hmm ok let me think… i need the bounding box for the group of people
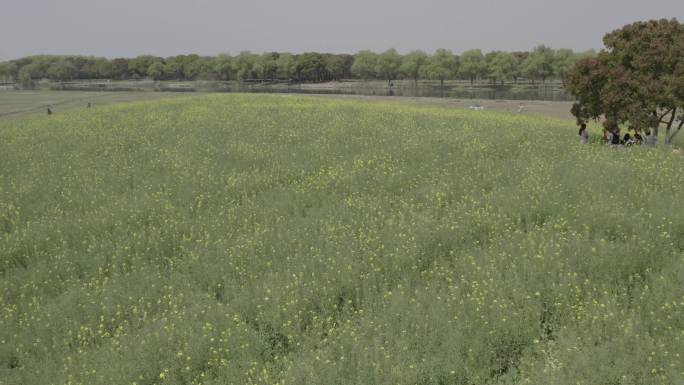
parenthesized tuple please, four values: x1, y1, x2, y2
(577, 123, 656, 146)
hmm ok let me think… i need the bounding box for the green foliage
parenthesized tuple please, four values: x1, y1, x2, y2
(185, 57, 215, 80)
(163, 61, 182, 80)
(1, 94, 683, 385)
(485, 51, 518, 84)
(522, 45, 556, 83)
(111, 58, 130, 80)
(147, 62, 166, 81)
(459, 49, 486, 84)
(234, 51, 257, 80)
(212, 55, 234, 81)
(17, 63, 42, 89)
(92, 58, 114, 79)
(275, 53, 296, 80)
(351, 50, 379, 80)
(567, 19, 684, 143)
(323, 55, 344, 81)
(399, 50, 428, 81)
(376, 48, 402, 83)
(420, 48, 458, 85)
(253, 53, 279, 80)
(4, 46, 591, 84)
(552, 48, 577, 80)
(128, 55, 163, 78)
(0, 61, 18, 81)
(295, 52, 325, 82)
(46, 61, 78, 81)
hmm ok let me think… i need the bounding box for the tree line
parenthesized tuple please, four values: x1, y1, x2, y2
(0, 46, 596, 88)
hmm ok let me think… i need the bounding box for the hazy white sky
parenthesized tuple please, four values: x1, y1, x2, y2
(2, 0, 683, 60)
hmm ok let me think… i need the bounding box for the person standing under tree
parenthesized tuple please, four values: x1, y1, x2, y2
(578, 123, 589, 144)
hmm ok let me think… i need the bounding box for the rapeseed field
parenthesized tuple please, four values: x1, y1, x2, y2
(0, 94, 682, 385)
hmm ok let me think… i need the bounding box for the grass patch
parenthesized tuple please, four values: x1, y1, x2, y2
(1, 94, 682, 385)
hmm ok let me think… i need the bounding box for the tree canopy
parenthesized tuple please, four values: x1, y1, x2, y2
(566, 19, 684, 144)
(1, 46, 596, 87)
(458, 49, 486, 84)
(420, 49, 459, 86)
(376, 49, 402, 84)
(351, 50, 378, 80)
(522, 45, 555, 83)
(399, 51, 428, 83)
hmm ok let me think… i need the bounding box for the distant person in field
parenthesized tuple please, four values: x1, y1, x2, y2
(643, 129, 656, 146)
(87, 102, 91, 108)
(611, 131, 621, 145)
(578, 123, 589, 144)
(604, 121, 620, 146)
(602, 128, 610, 144)
(603, 128, 618, 145)
(634, 132, 644, 145)
(47, 107, 52, 115)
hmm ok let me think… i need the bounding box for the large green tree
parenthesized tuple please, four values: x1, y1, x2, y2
(399, 50, 428, 84)
(253, 53, 279, 80)
(0, 62, 18, 82)
(128, 55, 161, 78)
(295, 53, 325, 82)
(375, 48, 402, 85)
(522, 45, 555, 83)
(322, 55, 348, 81)
(234, 51, 257, 81)
(485, 52, 518, 84)
(552, 48, 578, 82)
(275, 53, 296, 80)
(421, 49, 459, 86)
(566, 19, 684, 144)
(459, 49, 485, 85)
(147, 62, 166, 81)
(111, 59, 130, 79)
(212, 55, 234, 81)
(17, 63, 43, 89)
(46, 61, 78, 81)
(92, 58, 113, 79)
(351, 50, 379, 80)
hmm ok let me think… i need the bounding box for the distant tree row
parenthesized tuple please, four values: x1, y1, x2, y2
(0, 46, 596, 88)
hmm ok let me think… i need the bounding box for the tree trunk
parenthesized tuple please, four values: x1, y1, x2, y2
(664, 108, 678, 145)
(667, 117, 684, 144)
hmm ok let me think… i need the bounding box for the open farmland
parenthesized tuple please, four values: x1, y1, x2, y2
(0, 91, 193, 120)
(1, 94, 683, 385)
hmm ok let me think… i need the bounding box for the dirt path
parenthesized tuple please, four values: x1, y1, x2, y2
(309, 94, 575, 121)
(0, 91, 194, 120)
(1, 90, 575, 121)
(0, 93, 115, 118)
